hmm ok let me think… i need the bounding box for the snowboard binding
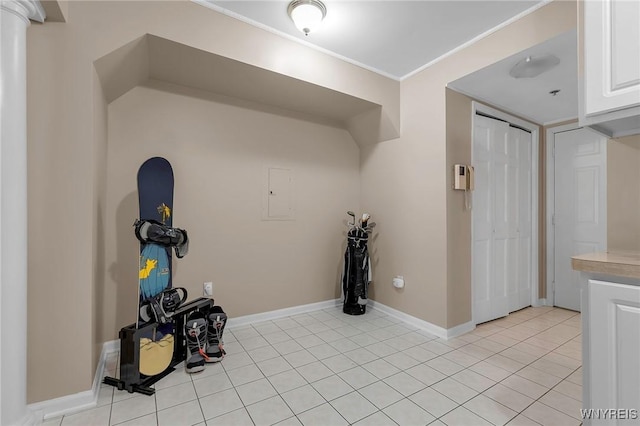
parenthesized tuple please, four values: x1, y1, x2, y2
(134, 219, 189, 258)
(139, 287, 188, 324)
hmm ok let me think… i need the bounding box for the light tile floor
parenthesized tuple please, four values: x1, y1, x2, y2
(44, 305, 583, 426)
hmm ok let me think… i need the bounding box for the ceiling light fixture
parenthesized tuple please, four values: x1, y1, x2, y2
(509, 54, 560, 79)
(287, 0, 326, 36)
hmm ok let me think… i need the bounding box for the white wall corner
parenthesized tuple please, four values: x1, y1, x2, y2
(228, 299, 341, 329)
(27, 300, 344, 420)
(26, 0, 45, 22)
(16, 409, 40, 426)
(444, 320, 476, 339)
(532, 298, 548, 307)
(367, 300, 475, 340)
(3, 0, 46, 22)
(28, 298, 477, 420)
(27, 340, 119, 420)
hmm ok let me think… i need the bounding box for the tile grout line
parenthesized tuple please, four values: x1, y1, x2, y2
(95, 305, 581, 426)
(437, 310, 582, 425)
(203, 306, 563, 425)
(261, 313, 355, 426)
(411, 308, 580, 425)
(236, 313, 341, 425)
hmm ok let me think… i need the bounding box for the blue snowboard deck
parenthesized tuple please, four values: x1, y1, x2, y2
(137, 157, 174, 294)
(137, 157, 174, 343)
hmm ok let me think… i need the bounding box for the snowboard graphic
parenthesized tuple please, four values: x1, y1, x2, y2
(137, 157, 175, 377)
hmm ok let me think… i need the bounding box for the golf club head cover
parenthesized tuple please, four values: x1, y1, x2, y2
(134, 219, 189, 258)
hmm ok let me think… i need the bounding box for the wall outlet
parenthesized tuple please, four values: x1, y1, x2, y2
(392, 276, 405, 289)
(203, 281, 213, 297)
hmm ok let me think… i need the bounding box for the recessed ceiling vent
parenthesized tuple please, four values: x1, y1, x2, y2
(509, 54, 560, 79)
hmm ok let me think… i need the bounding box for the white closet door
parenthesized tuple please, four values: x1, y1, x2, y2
(473, 115, 509, 323)
(492, 121, 514, 320)
(474, 116, 532, 324)
(554, 128, 607, 311)
(473, 116, 495, 324)
(516, 128, 533, 311)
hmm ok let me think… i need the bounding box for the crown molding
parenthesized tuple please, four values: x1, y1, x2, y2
(191, 0, 401, 81)
(1, 0, 46, 23)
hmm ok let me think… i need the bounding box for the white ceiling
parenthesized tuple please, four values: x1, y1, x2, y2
(200, 0, 543, 80)
(449, 30, 578, 125)
(195, 0, 577, 124)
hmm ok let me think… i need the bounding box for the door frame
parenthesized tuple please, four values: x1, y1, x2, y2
(545, 123, 608, 307)
(471, 101, 540, 325)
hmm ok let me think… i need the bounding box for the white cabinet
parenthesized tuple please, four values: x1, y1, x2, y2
(582, 279, 640, 425)
(581, 0, 640, 137)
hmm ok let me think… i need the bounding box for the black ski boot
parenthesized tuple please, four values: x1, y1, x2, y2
(205, 306, 227, 362)
(184, 311, 208, 373)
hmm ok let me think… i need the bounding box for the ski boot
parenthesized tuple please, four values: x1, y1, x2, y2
(184, 311, 208, 373)
(205, 307, 227, 362)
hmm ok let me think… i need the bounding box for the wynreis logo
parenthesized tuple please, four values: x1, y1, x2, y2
(581, 409, 639, 420)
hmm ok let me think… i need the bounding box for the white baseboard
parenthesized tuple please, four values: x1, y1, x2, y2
(227, 299, 341, 329)
(28, 297, 477, 420)
(28, 340, 119, 421)
(532, 298, 548, 307)
(17, 409, 40, 426)
(26, 299, 340, 420)
(368, 300, 475, 340)
(445, 320, 476, 339)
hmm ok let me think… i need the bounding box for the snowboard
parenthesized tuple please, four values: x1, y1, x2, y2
(137, 157, 175, 377)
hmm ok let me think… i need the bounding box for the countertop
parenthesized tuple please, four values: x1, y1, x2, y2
(572, 250, 640, 279)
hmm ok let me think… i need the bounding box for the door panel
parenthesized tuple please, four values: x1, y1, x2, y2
(473, 240, 491, 323)
(517, 129, 533, 311)
(491, 120, 511, 321)
(473, 117, 495, 323)
(473, 115, 531, 324)
(554, 128, 607, 311)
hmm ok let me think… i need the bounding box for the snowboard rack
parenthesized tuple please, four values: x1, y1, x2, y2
(103, 297, 215, 395)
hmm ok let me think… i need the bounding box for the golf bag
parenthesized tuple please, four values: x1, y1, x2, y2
(342, 213, 373, 315)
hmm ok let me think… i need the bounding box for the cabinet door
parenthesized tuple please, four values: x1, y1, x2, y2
(584, 0, 640, 116)
(588, 280, 640, 421)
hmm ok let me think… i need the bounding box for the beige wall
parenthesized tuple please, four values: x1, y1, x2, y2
(92, 68, 109, 374)
(27, 21, 97, 402)
(27, 0, 394, 403)
(608, 135, 640, 251)
(361, 0, 576, 329)
(101, 82, 359, 341)
(444, 90, 547, 323)
(41, 0, 68, 22)
(26, 0, 576, 403)
(445, 89, 473, 327)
